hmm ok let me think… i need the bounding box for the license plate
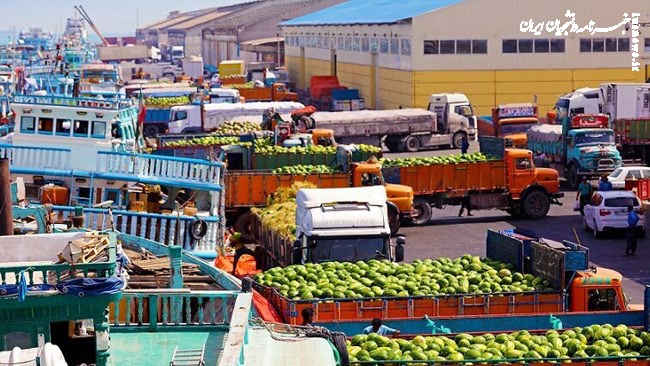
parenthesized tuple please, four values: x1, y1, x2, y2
(615, 211, 626, 216)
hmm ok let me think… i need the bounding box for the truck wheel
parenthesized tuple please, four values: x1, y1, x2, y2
(452, 132, 466, 149)
(403, 136, 420, 152)
(506, 208, 523, 218)
(568, 164, 579, 189)
(522, 191, 550, 219)
(144, 125, 159, 138)
(411, 198, 432, 225)
(386, 142, 400, 153)
(235, 211, 255, 236)
(387, 205, 401, 237)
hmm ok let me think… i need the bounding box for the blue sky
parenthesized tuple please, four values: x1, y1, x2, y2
(2, 0, 243, 36)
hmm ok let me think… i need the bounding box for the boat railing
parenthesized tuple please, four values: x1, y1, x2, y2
(96, 151, 223, 187)
(51, 206, 221, 253)
(12, 94, 133, 110)
(216, 292, 253, 366)
(110, 290, 242, 331)
(0, 143, 72, 171)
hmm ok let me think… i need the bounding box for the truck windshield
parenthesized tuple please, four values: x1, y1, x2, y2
(454, 105, 473, 117)
(574, 131, 614, 145)
(501, 123, 538, 135)
(171, 110, 187, 122)
(309, 236, 388, 262)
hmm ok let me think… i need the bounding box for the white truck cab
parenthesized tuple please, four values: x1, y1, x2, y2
(292, 186, 405, 264)
(428, 93, 477, 148)
(209, 88, 241, 104)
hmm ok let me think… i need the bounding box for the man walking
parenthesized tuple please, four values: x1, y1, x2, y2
(576, 177, 592, 216)
(624, 206, 640, 256)
(461, 137, 470, 154)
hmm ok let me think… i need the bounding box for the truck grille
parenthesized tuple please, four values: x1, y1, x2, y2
(597, 159, 615, 171)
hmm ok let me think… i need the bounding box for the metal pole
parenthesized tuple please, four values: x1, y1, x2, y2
(0, 158, 13, 236)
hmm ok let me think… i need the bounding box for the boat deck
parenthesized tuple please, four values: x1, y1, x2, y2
(109, 330, 226, 366)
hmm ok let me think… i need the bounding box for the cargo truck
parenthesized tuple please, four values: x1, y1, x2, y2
(477, 103, 539, 148)
(224, 83, 298, 102)
(254, 228, 638, 326)
(383, 137, 563, 224)
(602, 84, 650, 164)
(426, 93, 478, 149)
(528, 114, 622, 188)
(222, 145, 414, 236)
(167, 101, 304, 134)
(252, 186, 406, 270)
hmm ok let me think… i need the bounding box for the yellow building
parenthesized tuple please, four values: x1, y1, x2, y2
(280, 0, 650, 115)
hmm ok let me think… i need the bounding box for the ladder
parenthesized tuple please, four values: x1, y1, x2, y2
(170, 344, 206, 366)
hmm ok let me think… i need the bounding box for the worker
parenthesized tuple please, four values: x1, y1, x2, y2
(624, 205, 640, 256)
(301, 308, 315, 327)
(362, 318, 400, 337)
(598, 175, 613, 191)
(261, 107, 276, 131)
(576, 176, 593, 216)
(458, 197, 472, 217)
(461, 137, 470, 154)
(228, 233, 257, 276)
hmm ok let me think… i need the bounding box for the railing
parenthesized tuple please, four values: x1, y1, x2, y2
(96, 151, 223, 188)
(51, 206, 221, 253)
(0, 144, 72, 172)
(216, 292, 253, 366)
(12, 94, 134, 110)
(110, 290, 241, 331)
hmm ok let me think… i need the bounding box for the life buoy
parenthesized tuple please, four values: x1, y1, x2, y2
(188, 219, 208, 241)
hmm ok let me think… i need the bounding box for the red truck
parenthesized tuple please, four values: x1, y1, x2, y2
(477, 103, 539, 148)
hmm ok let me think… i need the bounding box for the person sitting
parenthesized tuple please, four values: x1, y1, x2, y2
(362, 318, 400, 336)
(301, 308, 315, 327)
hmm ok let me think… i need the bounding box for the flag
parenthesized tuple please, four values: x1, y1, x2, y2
(137, 87, 146, 138)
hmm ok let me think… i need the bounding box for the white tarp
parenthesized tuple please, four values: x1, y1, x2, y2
(528, 124, 563, 142)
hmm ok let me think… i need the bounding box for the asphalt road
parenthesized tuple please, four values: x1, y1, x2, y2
(385, 141, 650, 305)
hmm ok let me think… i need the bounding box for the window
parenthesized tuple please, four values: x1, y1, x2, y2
(645, 38, 650, 52)
(550, 39, 565, 53)
(456, 40, 471, 54)
(592, 38, 604, 52)
(361, 38, 369, 52)
(73, 120, 89, 137)
(390, 38, 399, 54)
(369, 38, 378, 53)
(91, 121, 106, 139)
(400, 39, 411, 55)
(502, 39, 517, 53)
(323, 36, 329, 49)
(38, 117, 53, 135)
(518, 39, 533, 53)
(534, 39, 549, 53)
(580, 39, 592, 52)
(515, 157, 532, 170)
(172, 110, 187, 122)
(610, 168, 623, 178)
(626, 170, 642, 180)
(424, 40, 439, 54)
(337, 37, 344, 50)
(618, 38, 630, 52)
(380, 38, 389, 53)
(55, 119, 71, 137)
(472, 40, 487, 54)
(352, 37, 360, 52)
(605, 38, 617, 52)
(344, 37, 351, 51)
(361, 173, 383, 186)
(440, 40, 455, 54)
(20, 116, 36, 133)
(604, 196, 639, 207)
(587, 289, 618, 311)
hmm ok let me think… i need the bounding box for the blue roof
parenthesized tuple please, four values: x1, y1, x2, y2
(280, 0, 463, 26)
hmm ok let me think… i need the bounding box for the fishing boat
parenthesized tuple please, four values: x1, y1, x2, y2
(78, 64, 125, 99)
(1, 94, 225, 258)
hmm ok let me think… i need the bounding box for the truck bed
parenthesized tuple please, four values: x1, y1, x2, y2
(382, 160, 507, 195)
(224, 171, 350, 208)
(613, 119, 650, 144)
(311, 109, 435, 138)
(237, 88, 273, 101)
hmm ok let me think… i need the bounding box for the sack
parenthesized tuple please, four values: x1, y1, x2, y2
(573, 200, 580, 211)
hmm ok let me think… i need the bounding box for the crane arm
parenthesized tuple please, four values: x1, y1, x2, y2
(74, 5, 110, 46)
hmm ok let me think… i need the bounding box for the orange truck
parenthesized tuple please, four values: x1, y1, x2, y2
(383, 137, 563, 225)
(477, 103, 539, 148)
(221, 145, 414, 236)
(224, 83, 298, 102)
(254, 228, 638, 326)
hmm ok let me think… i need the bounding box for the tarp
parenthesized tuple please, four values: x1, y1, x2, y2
(57, 277, 125, 297)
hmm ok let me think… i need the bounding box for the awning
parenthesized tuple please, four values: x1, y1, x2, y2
(240, 37, 284, 53)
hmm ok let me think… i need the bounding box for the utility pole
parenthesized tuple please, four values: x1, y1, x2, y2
(0, 158, 13, 236)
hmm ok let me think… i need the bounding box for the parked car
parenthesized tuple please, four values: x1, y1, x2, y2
(608, 167, 650, 189)
(583, 190, 645, 238)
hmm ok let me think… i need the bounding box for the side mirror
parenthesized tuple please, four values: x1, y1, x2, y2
(395, 235, 405, 262)
(292, 240, 302, 265)
(396, 235, 406, 246)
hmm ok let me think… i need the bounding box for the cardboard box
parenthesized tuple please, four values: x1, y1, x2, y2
(129, 201, 145, 212)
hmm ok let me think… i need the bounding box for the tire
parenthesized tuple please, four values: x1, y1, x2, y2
(506, 208, 523, 218)
(188, 219, 208, 244)
(452, 132, 467, 149)
(385, 141, 400, 153)
(403, 135, 420, 152)
(387, 205, 401, 237)
(143, 124, 159, 138)
(568, 164, 579, 189)
(411, 198, 432, 225)
(592, 219, 601, 238)
(235, 211, 255, 236)
(522, 191, 550, 219)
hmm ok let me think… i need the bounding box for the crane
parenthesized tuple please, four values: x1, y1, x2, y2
(74, 5, 110, 46)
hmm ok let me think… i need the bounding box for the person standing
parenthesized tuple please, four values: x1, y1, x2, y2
(363, 318, 400, 336)
(576, 177, 592, 215)
(624, 206, 640, 256)
(461, 137, 470, 154)
(598, 175, 613, 191)
(458, 197, 472, 217)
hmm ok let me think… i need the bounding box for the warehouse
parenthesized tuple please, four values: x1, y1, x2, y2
(280, 0, 650, 114)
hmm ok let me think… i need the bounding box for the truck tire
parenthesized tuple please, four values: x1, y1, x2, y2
(403, 135, 420, 152)
(522, 191, 550, 219)
(411, 198, 432, 225)
(144, 125, 159, 138)
(387, 205, 401, 237)
(568, 164, 579, 189)
(385, 141, 400, 153)
(506, 208, 524, 218)
(452, 132, 467, 149)
(235, 211, 255, 236)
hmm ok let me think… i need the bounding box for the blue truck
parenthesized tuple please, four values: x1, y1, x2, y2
(527, 114, 622, 189)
